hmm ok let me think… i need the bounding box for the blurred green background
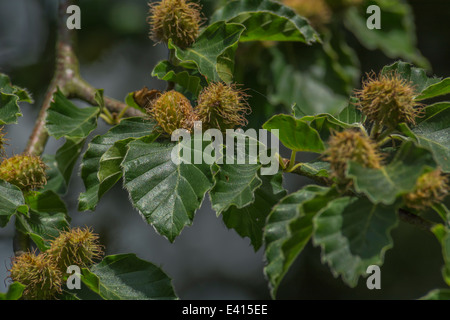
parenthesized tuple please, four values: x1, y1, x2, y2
(0, 0, 449, 299)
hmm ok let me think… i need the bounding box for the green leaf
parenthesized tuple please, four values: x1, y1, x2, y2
(0, 282, 25, 300)
(81, 254, 177, 300)
(415, 78, 450, 101)
(222, 169, 287, 251)
(0, 73, 32, 125)
(46, 89, 100, 140)
(152, 60, 205, 97)
(263, 114, 325, 153)
(41, 155, 67, 195)
(381, 61, 440, 95)
(264, 185, 334, 298)
(168, 21, 246, 83)
(432, 203, 450, 225)
(300, 112, 360, 143)
(210, 162, 262, 214)
(41, 138, 86, 195)
(16, 190, 70, 251)
(313, 196, 399, 288)
(417, 102, 450, 125)
(344, 1, 429, 69)
(300, 161, 331, 179)
(412, 107, 450, 173)
(337, 98, 364, 125)
(209, 133, 265, 215)
(347, 141, 437, 205)
(98, 134, 160, 201)
(122, 137, 214, 242)
(57, 137, 86, 188)
(78, 117, 156, 211)
(125, 92, 146, 113)
(432, 225, 450, 287)
(0, 180, 27, 228)
(420, 289, 450, 300)
(210, 0, 320, 43)
(267, 45, 351, 115)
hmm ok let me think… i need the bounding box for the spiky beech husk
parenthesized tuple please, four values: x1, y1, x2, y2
(148, 0, 203, 48)
(195, 82, 250, 132)
(355, 71, 422, 129)
(0, 154, 47, 191)
(146, 90, 197, 135)
(324, 130, 383, 185)
(283, 0, 332, 29)
(403, 169, 449, 211)
(9, 251, 62, 300)
(47, 227, 104, 271)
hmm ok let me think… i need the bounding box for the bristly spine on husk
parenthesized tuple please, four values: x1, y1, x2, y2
(9, 251, 63, 300)
(195, 82, 251, 132)
(145, 90, 198, 135)
(355, 71, 423, 130)
(0, 154, 47, 191)
(403, 169, 449, 212)
(147, 0, 203, 48)
(324, 129, 384, 188)
(46, 227, 104, 271)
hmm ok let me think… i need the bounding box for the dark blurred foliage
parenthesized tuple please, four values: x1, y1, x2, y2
(0, 0, 449, 299)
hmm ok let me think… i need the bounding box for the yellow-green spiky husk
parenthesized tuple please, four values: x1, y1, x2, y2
(0, 154, 47, 191)
(148, 0, 202, 48)
(195, 82, 250, 132)
(146, 90, 197, 135)
(355, 71, 422, 129)
(325, 130, 383, 185)
(403, 169, 449, 211)
(47, 227, 104, 271)
(9, 251, 62, 300)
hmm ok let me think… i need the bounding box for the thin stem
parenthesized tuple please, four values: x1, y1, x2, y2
(370, 122, 381, 139)
(117, 104, 131, 121)
(376, 128, 393, 143)
(166, 48, 177, 90)
(285, 150, 297, 172)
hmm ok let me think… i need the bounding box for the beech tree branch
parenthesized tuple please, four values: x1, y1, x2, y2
(24, 0, 143, 157)
(16, 0, 143, 256)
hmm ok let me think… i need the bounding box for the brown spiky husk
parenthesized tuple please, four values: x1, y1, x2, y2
(148, 0, 203, 48)
(9, 251, 63, 300)
(145, 90, 197, 135)
(403, 169, 449, 211)
(324, 129, 383, 186)
(355, 71, 423, 129)
(0, 154, 47, 191)
(195, 82, 250, 132)
(47, 227, 104, 271)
